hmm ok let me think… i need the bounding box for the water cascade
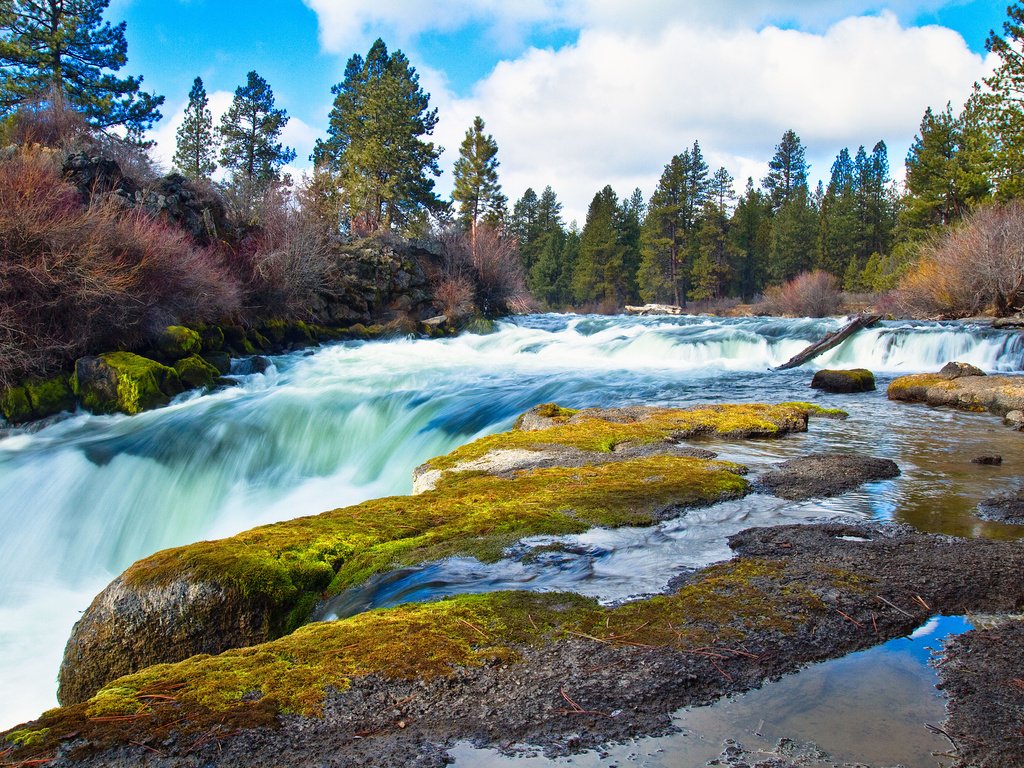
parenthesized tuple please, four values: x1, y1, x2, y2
(1, 314, 1021, 728)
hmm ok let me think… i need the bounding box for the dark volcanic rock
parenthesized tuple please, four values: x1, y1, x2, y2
(938, 360, 986, 379)
(938, 621, 1024, 768)
(810, 368, 876, 393)
(757, 453, 900, 500)
(972, 454, 1004, 466)
(977, 490, 1024, 525)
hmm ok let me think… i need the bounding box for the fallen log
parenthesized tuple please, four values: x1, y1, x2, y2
(774, 314, 881, 370)
(625, 303, 683, 316)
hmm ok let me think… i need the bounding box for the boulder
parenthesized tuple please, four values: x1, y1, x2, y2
(233, 356, 271, 375)
(971, 454, 1003, 466)
(173, 355, 220, 389)
(977, 490, 1024, 525)
(73, 353, 183, 415)
(198, 325, 225, 352)
(24, 375, 75, 419)
(938, 361, 986, 379)
(810, 368, 876, 393)
(201, 351, 232, 375)
(156, 325, 202, 360)
(0, 386, 33, 424)
(757, 453, 900, 500)
(1005, 410, 1024, 429)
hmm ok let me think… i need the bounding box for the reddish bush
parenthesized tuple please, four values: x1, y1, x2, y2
(0, 149, 239, 387)
(894, 202, 1024, 317)
(437, 225, 528, 316)
(761, 270, 842, 317)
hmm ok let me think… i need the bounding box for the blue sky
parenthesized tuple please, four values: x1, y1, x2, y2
(112, 0, 1010, 223)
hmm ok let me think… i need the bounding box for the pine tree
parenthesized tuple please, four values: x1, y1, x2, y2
(219, 71, 295, 193)
(637, 142, 710, 306)
(817, 147, 859, 275)
(313, 39, 442, 233)
(452, 116, 506, 235)
(762, 129, 809, 212)
(572, 186, 625, 306)
(616, 187, 645, 303)
(769, 187, 818, 282)
(984, 2, 1024, 199)
(173, 77, 217, 181)
(0, 0, 163, 134)
(730, 178, 771, 300)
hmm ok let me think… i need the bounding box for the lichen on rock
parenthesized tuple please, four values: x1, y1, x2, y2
(73, 352, 183, 415)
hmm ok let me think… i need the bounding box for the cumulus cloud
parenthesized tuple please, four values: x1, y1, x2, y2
(426, 12, 989, 223)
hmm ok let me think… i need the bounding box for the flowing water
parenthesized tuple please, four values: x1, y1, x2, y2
(1, 315, 1022, 735)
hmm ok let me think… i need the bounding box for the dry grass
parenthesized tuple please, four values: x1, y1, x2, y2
(760, 270, 843, 317)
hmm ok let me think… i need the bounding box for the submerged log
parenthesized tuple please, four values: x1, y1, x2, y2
(625, 303, 683, 315)
(774, 314, 881, 371)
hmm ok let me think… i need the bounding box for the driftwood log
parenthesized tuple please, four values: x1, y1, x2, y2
(774, 314, 881, 370)
(625, 304, 683, 316)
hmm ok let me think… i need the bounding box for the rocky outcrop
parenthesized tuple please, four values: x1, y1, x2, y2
(12, 522, 1024, 767)
(888, 362, 1024, 417)
(810, 368, 876, 393)
(977, 490, 1024, 525)
(55, 402, 842, 706)
(756, 453, 900, 500)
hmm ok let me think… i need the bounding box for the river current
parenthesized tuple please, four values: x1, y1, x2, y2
(1, 314, 1022, 732)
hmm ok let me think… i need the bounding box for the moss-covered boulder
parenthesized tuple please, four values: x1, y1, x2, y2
(56, 401, 844, 707)
(1, 375, 77, 424)
(889, 367, 1024, 417)
(156, 325, 202, 360)
(0, 386, 33, 424)
(198, 324, 225, 352)
(202, 351, 232, 375)
(73, 353, 183, 416)
(173, 354, 220, 390)
(810, 368, 876, 393)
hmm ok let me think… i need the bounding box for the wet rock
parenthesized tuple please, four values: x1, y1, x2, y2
(156, 325, 202, 360)
(938, 621, 1024, 768)
(1005, 410, 1024, 429)
(888, 367, 1024, 418)
(233, 356, 271, 375)
(201, 351, 232, 375)
(173, 355, 220, 389)
(756, 453, 900, 500)
(977, 490, 1024, 524)
(73, 353, 182, 415)
(810, 368, 876, 393)
(938, 360, 986, 379)
(971, 454, 1003, 466)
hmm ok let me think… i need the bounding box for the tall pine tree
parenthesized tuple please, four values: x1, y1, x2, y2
(984, 2, 1024, 199)
(452, 116, 506, 235)
(0, 0, 163, 134)
(572, 186, 626, 307)
(173, 77, 217, 181)
(762, 129, 809, 212)
(313, 39, 442, 233)
(730, 178, 771, 300)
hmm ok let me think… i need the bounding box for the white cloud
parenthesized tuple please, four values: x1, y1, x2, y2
(425, 12, 989, 224)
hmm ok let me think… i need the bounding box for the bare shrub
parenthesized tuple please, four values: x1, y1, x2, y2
(893, 202, 1024, 317)
(761, 270, 842, 317)
(437, 225, 528, 316)
(0, 97, 89, 149)
(0, 149, 240, 387)
(434, 275, 476, 318)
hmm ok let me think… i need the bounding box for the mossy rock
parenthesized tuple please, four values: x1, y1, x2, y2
(810, 368, 876, 394)
(199, 325, 225, 352)
(260, 320, 316, 347)
(74, 353, 183, 416)
(174, 355, 220, 390)
(156, 326, 202, 360)
(0, 386, 33, 424)
(25, 375, 75, 418)
(222, 325, 256, 355)
(202, 351, 232, 375)
(246, 329, 272, 351)
(461, 316, 497, 335)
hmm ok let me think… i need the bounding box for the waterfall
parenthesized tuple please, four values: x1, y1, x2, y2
(0, 314, 1020, 728)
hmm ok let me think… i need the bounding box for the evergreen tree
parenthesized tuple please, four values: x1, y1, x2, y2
(637, 142, 710, 305)
(452, 115, 506, 235)
(859, 141, 899, 258)
(729, 178, 771, 300)
(769, 186, 818, 282)
(0, 0, 163, 134)
(817, 147, 859, 275)
(509, 187, 539, 256)
(616, 187, 645, 303)
(984, 3, 1024, 199)
(522, 186, 566, 301)
(313, 39, 442, 233)
(902, 102, 991, 237)
(572, 186, 626, 306)
(219, 71, 295, 193)
(762, 129, 809, 211)
(173, 76, 217, 181)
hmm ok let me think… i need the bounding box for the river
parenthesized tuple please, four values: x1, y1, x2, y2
(1, 314, 1022, 733)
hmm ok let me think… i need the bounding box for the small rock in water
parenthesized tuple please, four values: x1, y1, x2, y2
(1004, 410, 1024, 429)
(971, 454, 1003, 465)
(938, 361, 986, 380)
(756, 453, 900, 500)
(810, 368, 876, 394)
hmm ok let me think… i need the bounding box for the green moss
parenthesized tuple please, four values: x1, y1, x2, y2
(431, 402, 844, 471)
(5, 727, 50, 747)
(198, 325, 225, 352)
(174, 355, 220, 390)
(886, 374, 947, 401)
(0, 385, 32, 423)
(123, 455, 749, 631)
(22, 557, 853, 749)
(25, 375, 75, 418)
(94, 353, 182, 415)
(157, 326, 202, 360)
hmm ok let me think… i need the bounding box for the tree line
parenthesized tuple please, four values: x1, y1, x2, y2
(4, 0, 1024, 313)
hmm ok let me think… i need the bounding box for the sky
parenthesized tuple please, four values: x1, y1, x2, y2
(110, 0, 1009, 225)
